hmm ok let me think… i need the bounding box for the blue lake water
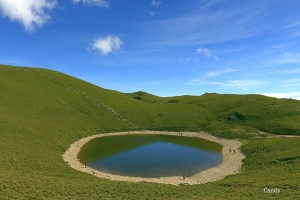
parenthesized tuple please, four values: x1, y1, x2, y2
(88, 140, 222, 178)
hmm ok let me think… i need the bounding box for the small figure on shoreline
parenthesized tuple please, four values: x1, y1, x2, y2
(183, 174, 185, 180)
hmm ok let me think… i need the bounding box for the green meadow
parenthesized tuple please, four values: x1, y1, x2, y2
(1, 64, 299, 199)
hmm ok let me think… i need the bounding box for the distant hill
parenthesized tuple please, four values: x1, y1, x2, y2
(126, 87, 300, 137)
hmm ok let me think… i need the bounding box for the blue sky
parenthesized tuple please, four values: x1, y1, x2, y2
(1, 0, 300, 99)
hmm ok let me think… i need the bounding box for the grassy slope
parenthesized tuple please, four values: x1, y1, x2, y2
(126, 91, 300, 136)
(0, 64, 299, 199)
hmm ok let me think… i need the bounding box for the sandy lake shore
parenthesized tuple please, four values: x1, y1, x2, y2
(62, 131, 245, 185)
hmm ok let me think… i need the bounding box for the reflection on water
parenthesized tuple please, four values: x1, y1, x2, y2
(79, 134, 222, 178)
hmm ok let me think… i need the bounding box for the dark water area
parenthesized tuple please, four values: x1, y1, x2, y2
(79, 134, 222, 178)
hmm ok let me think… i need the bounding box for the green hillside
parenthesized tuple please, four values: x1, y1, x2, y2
(126, 91, 300, 137)
(1, 64, 299, 199)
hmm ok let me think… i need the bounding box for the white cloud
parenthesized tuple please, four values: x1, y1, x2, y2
(197, 47, 212, 57)
(206, 69, 236, 77)
(266, 52, 300, 65)
(151, 0, 161, 7)
(225, 80, 264, 90)
(260, 92, 300, 100)
(185, 57, 191, 64)
(284, 21, 300, 29)
(271, 42, 298, 49)
(146, 1, 288, 47)
(274, 69, 300, 74)
(149, 11, 155, 16)
(72, 0, 109, 7)
(93, 35, 123, 55)
(0, 0, 56, 32)
(197, 47, 218, 61)
(191, 79, 264, 91)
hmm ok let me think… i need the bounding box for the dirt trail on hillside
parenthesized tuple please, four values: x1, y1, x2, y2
(25, 68, 138, 129)
(62, 131, 245, 185)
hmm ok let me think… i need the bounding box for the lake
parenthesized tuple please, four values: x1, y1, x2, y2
(78, 134, 223, 178)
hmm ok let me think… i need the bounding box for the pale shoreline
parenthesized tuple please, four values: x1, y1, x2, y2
(62, 131, 245, 185)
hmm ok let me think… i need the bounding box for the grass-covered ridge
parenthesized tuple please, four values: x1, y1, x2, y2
(126, 90, 300, 137)
(1, 64, 299, 199)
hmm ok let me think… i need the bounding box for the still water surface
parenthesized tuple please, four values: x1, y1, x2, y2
(79, 134, 222, 178)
